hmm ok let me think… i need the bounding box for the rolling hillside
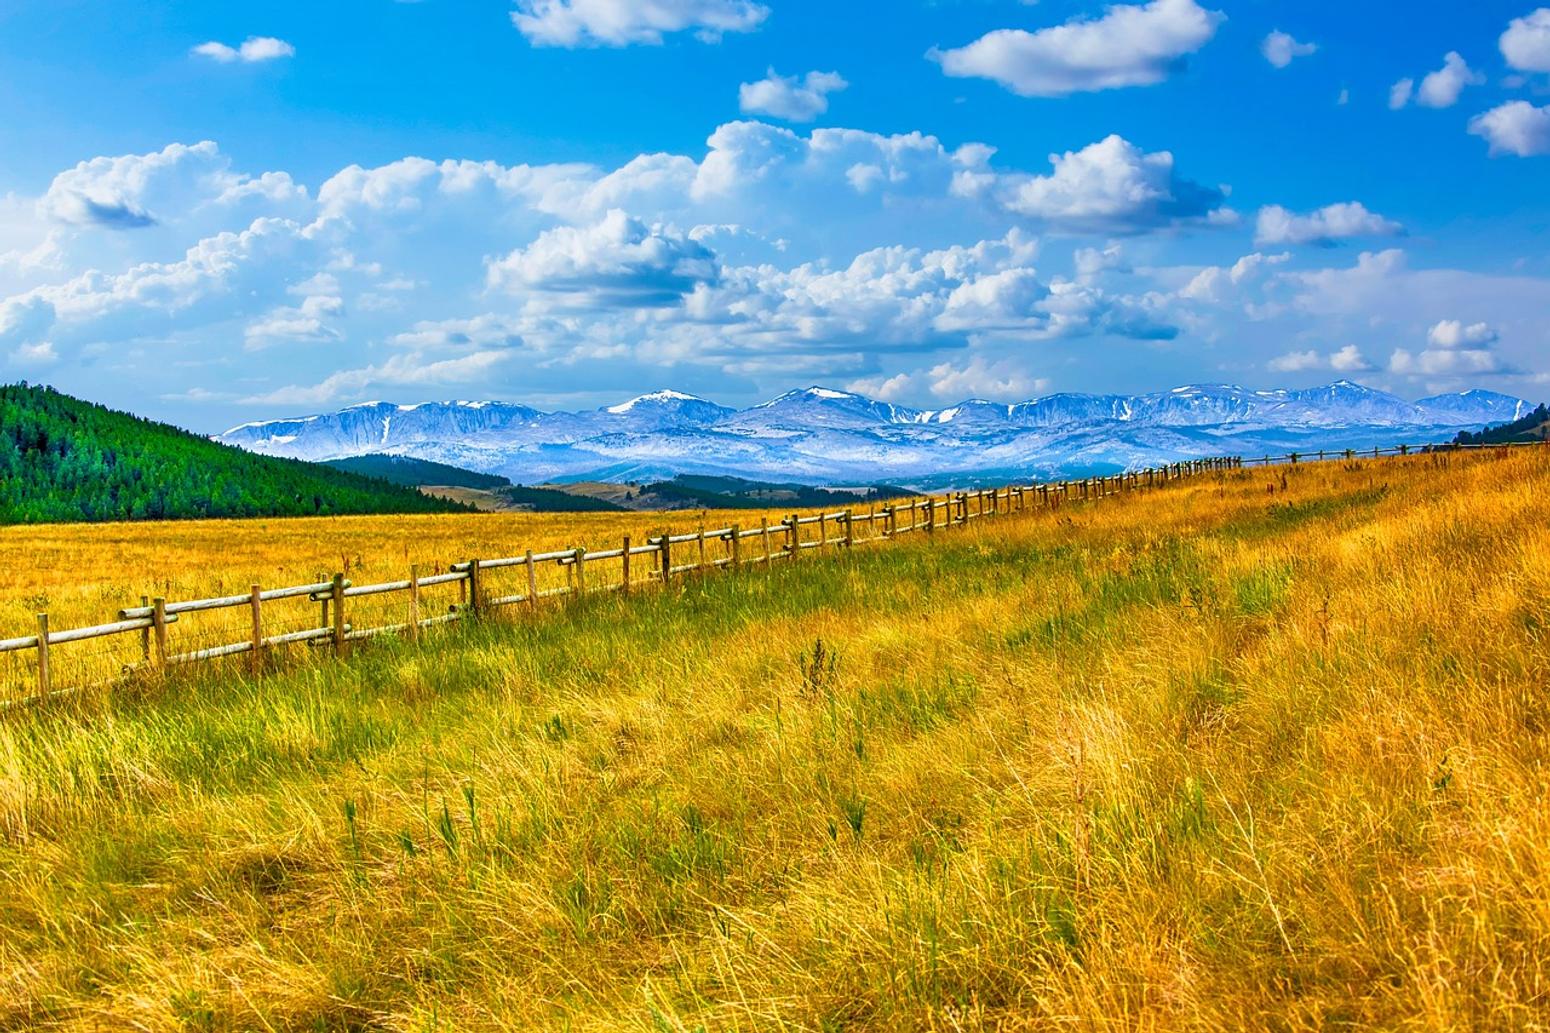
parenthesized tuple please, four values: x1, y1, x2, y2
(1452, 403, 1550, 445)
(3, 447, 1547, 1028)
(321, 453, 512, 490)
(0, 383, 466, 524)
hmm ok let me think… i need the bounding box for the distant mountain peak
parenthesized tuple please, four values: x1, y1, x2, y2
(758, 386, 864, 407)
(217, 378, 1536, 485)
(606, 389, 710, 414)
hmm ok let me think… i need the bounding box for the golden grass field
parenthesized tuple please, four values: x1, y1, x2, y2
(0, 503, 867, 697)
(0, 505, 824, 633)
(2, 447, 1549, 1029)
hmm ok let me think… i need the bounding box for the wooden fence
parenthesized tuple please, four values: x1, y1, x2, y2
(1, 440, 1539, 706)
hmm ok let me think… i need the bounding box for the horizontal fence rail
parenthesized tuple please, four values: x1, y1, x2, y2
(2, 440, 1541, 708)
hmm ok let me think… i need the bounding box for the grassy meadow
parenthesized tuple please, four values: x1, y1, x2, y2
(2, 447, 1549, 1029)
(0, 505, 834, 632)
(0, 504, 868, 697)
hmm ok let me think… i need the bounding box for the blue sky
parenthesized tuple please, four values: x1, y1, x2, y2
(2, 0, 1548, 430)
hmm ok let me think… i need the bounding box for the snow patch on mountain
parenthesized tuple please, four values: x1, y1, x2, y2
(217, 381, 1537, 485)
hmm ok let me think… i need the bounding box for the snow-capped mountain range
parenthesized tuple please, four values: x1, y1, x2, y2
(218, 382, 1535, 486)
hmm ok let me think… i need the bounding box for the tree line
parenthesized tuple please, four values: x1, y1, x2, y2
(0, 383, 467, 524)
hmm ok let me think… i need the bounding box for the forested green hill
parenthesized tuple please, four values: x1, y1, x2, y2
(1452, 403, 1549, 445)
(0, 383, 466, 523)
(323, 453, 511, 490)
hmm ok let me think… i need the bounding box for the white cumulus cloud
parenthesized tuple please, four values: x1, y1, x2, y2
(850, 356, 1050, 403)
(1391, 321, 1504, 378)
(1390, 348, 1501, 377)
(39, 141, 306, 230)
(738, 69, 848, 123)
(21, 122, 1543, 415)
(510, 0, 769, 47)
(191, 37, 295, 63)
(1416, 52, 1483, 108)
(1500, 8, 1550, 72)
(1427, 319, 1498, 349)
(1330, 344, 1374, 371)
(1469, 101, 1550, 157)
(980, 134, 1229, 232)
(1254, 202, 1403, 247)
(487, 208, 719, 307)
(1267, 349, 1319, 372)
(1390, 53, 1483, 111)
(1268, 344, 1373, 373)
(1262, 31, 1315, 69)
(930, 0, 1223, 97)
(245, 294, 345, 350)
(1178, 251, 1289, 303)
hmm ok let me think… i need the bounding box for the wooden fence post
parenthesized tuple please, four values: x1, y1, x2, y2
(843, 510, 854, 549)
(789, 515, 800, 559)
(468, 559, 483, 615)
(818, 513, 828, 550)
(622, 536, 632, 594)
(249, 585, 263, 675)
(731, 526, 742, 569)
(139, 594, 150, 663)
(525, 550, 538, 608)
(152, 597, 168, 669)
(697, 528, 707, 572)
(760, 518, 771, 564)
(331, 574, 346, 658)
(574, 548, 587, 596)
(409, 565, 422, 641)
(35, 613, 50, 697)
(661, 537, 674, 584)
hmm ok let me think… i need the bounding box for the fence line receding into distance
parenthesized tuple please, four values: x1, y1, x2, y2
(1, 441, 1540, 706)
